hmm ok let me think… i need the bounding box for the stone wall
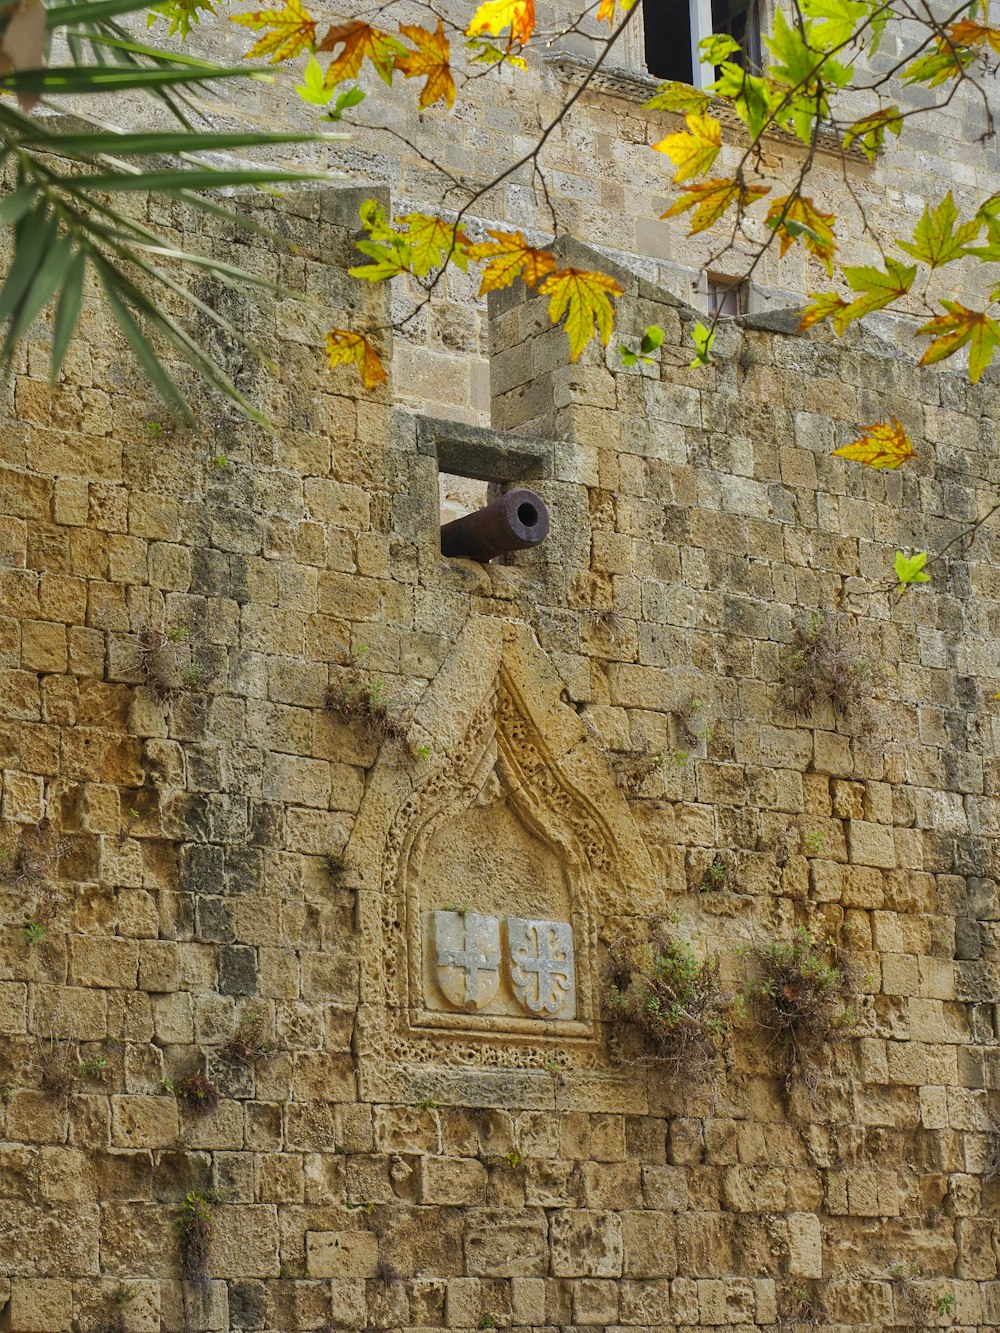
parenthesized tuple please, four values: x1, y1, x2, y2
(1, 182, 1000, 1332)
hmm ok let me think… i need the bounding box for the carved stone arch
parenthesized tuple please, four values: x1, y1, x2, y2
(349, 615, 663, 1102)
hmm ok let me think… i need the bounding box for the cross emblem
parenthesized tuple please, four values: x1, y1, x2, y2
(432, 911, 501, 1012)
(507, 918, 575, 1017)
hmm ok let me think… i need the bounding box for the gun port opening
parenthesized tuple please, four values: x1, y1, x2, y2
(517, 502, 538, 525)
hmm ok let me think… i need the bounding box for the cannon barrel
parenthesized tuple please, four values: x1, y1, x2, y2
(440, 488, 550, 563)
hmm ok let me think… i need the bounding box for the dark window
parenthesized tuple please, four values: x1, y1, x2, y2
(711, 0, 762, 72)
(642, 0, 762, 84)
(643, 0, 693, 82)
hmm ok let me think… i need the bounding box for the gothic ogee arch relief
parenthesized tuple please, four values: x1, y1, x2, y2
(349, 616, 663, 1103)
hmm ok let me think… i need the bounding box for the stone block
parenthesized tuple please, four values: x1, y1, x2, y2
(550, 1210, 623, 1277)
(8, 1278, 73, 1330)
(464, 1210, 548, 1277)
(787, 1213, 823, 1276)
(419, 1155, 488, 1206)
(305, 1229, 378, 1278)
(847, 820, 897, 868)
(111, 1095, 178, 1150)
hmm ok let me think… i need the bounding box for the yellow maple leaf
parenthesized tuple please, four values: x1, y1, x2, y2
(231, 0, 316, 61)
(317, 20, 403, 85)
(396, 213, 472, 276)
(467, 229, 557, 293)
(652, 114, 722, 184)
(395, 21, 455, 109)
(831, 418, 915, 470)
(766, 195, 837, 275)
(538, 268, 624, 362)
(596, 0, 637, 23)
(326, 329, 387, 391)
(466, 0, 535, 47)
(662, 179, 770, 234)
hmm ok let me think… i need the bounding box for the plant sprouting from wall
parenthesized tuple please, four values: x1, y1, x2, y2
(94, 1285, 136, 1333)
(134, 626, 213, 703)
(326, 644, 406, 745)
(606, 919, 732, 1082)
(742, 926, 858, 1089)
(176, 1190, 214, 1282)
(221, 1008, 277, 1064)
(781, 613, 884, 735)
(164, 1072, 220, 1115)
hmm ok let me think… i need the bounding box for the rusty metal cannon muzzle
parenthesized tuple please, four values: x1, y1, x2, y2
(440, 488, 550, 563)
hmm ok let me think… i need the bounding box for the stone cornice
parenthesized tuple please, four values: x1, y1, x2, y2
(543, 52, 869, 165)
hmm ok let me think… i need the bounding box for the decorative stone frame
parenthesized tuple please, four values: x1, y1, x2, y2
(349, 615, 663, 1104)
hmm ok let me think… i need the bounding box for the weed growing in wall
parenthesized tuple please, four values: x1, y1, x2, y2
(782, 613, 885, 735)
(221, 1008, 277, 1064)
(326, 645, 406, 745)
(37, 1034, 79, 1097)
(176, 1190, 214, 1282)
(21, 921, 45, 946)
(134, 625, 211, 703)
(742, 927, 858, 1089)
(701, 856, 728, 892)
(164, 1073, 221, 1116)
(606, 919, 732, 1083)
(609, 743, 666, 795)
(324, 849, 351, 889)
(94, 1285, 136, 1333)
(3, 823, 67, 889)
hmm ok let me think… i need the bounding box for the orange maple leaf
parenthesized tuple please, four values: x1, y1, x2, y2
(538, 268, 624, 361)
(798, 291, 851, 334)
(467, 229, 557, 293)
(466, 0, 535, 47)
(832, 418, 915, 470)
(326, 329, 387, 391)
(662, 179, 770, 234)
(317, 20, 403, 85)
(947, 17, 1000, 52)
(766, 195, 837, 275)
(395, 21, 455, 109)
(231, 0, 316, 61)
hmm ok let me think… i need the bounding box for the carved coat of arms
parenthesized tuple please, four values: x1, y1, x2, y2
(431, 910, 501, 1012)
(507, 918, 576, 1018)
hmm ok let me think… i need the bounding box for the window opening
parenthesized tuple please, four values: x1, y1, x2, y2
(439, 473, 488, 525)
(643, 0, 695, 82)
(642, 0, 762, 87)
(711, 0, 762, 72)
(706, 277, 747, 316)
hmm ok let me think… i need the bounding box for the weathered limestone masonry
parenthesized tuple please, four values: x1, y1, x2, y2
(1, 183, 1000, 1333)
(152, 1, 1000, 423)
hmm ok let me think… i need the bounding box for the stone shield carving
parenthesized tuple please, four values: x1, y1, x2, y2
(507, 918, 576, 1019)
(431, 910, 501, 1012)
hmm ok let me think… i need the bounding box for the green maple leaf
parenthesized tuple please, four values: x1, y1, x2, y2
(917, 300, 1000, 382)
(894, 550, 930, 591)
(711, 64, 781, 140)
(689, 320, 715, 367)
(348, 201, 411, 280)
(799, 0, 869, 49)
(644, 81, 710, 114)
(840, 256, 917, 321)
(296, 55, 337, 105)
(896, 192, 981, 268)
